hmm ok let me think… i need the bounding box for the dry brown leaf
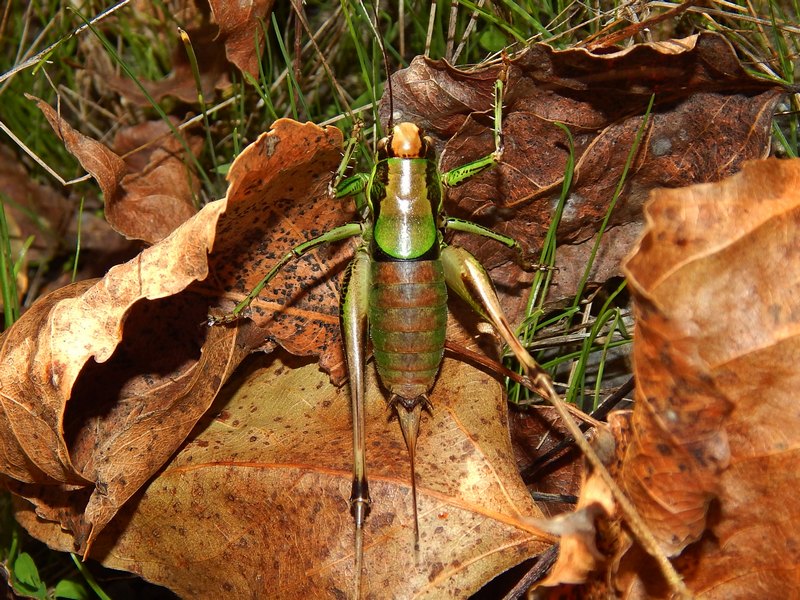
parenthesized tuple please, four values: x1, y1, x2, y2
(510, 406, 583, 518)
(204, 119, 353, 383)
(618, 158, 800, 597)
(100, 24, 232, 106)
(532, 159, 800, 598)
(0, 197, 242, 549)
(109, 119, 203, 242)
(1, 108, 557, 594)
(0, 119, 355, 557)
(385, 33, 783, 319)
(531, 412, 633, 599)
(30, 96, 202, 243)
(0, 146, 72, 263)
(16, 354, 552, 598)
(534, 466, 615, 586)
(99, 0, 275, 104)
(208, 0, 274, 76)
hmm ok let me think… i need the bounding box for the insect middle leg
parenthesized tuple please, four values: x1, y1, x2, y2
(208, 222, 362, 324)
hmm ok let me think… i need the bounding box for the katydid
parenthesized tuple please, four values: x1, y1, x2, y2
(210, 77, 558, 593)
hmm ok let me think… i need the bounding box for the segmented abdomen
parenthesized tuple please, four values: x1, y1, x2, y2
(369, 260, 447, 400)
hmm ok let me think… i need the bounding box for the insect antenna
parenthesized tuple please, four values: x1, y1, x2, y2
(360, 0, 395, 131)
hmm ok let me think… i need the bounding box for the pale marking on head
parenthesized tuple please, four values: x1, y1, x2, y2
(391, 122, 423, 158)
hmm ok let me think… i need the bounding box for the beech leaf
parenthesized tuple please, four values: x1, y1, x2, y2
(619, 158, 800, 596)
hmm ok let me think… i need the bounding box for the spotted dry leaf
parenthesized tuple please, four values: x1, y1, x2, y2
(0, 119, 346, 553)
(15, 355, 552, 598)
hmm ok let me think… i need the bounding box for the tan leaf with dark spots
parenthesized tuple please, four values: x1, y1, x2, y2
(16, 354, 552, 598)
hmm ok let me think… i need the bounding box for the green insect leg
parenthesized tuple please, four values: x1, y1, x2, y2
(208, 222, 362, 324)
(335, 173, 370, 215)
(440, 245, 552, 394)
(444, 217, 530, 268)
(440, 63, 507, 189)
(340, 244, 372, 595)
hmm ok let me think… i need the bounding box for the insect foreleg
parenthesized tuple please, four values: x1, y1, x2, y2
(341, 245, 372, 595)
(440, 62, 508, 189)
(335, 173, 370, 215)
(441, 153, 498, 188)
(209, 222, 362, 324)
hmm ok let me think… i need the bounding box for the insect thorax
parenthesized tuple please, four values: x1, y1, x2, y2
(371, 157, 442, 261)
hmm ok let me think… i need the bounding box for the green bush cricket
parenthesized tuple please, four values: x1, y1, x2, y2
(209, 67, 560, 594)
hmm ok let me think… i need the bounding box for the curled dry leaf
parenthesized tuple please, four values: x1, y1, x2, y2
(533, 465, 615, 586)
(385, 33, 783, 317)
(109, 119, 204, 242)
(533, 160, 800, 598)
(618, 158, 800, 597)
(204, 119, 353, 383)
(30, 96, 201, 244)
(208, 0, 275, 77)
(0, 197, 240, 550)
(0, 119, 356, 561)
(16, 354, 552, 598)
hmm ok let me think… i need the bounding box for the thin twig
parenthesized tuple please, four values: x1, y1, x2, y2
(0, 0, 130, 86)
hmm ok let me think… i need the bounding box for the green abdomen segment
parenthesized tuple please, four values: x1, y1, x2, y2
(369, 260, 447, 400)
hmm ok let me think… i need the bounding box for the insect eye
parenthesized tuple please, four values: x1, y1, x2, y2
(377, 136, 391, 158)
(422, 136, 436, 160)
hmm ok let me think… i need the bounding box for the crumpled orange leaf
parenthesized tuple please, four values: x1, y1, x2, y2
(534, 466, 615, 586)
(617, 158, 800, 596)
(531, 159, 800, 598)
(15, 355, 552, 598)
(386, 33, 783, 315)
(30, 97, 201, 244)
